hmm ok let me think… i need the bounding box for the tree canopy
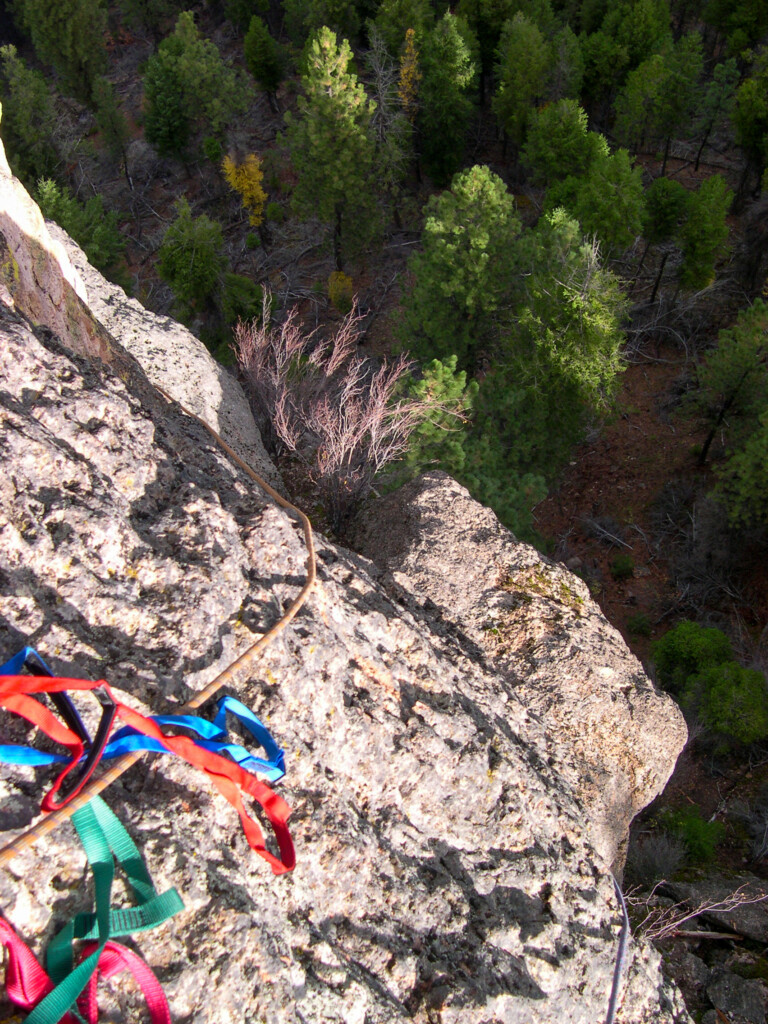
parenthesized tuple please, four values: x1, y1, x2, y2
(284, 26, 376, 268)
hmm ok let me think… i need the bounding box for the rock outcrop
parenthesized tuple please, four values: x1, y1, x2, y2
(0, 136, 691, 1022)
(351, 473, 688, 870)
(0, 112, 278, 490)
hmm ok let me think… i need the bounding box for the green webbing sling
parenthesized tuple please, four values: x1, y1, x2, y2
(23, 796, 183, 1024)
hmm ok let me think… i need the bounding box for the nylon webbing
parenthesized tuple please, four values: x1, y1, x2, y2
(25, 795, 182, 1023)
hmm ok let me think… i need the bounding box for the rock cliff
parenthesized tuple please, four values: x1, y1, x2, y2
(0, 135, 690, 1023)
(350, 473, 688, 870)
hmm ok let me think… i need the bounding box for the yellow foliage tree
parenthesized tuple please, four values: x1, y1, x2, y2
(328, 270, 354, 313)
(222, 153, 267, 227)
(398, 28, 421, 124)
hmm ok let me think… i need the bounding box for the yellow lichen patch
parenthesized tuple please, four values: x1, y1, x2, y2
(498, 564, 585, 613)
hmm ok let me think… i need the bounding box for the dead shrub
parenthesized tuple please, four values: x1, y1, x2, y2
(235, 293, 446, 533)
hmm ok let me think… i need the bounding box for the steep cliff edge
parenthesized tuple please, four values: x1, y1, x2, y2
(0, 138, 690, 1022)
(351, 474, 688, 870)
(0, 109, 278, 491)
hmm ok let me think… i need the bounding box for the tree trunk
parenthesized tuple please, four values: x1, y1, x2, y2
(699, 367, 753, 465)
(630, 241, 652, 293)
(650, 250, 670, 303)
(661, 136, 672, 176)
(334, 204, 343, 272)
(695, 122, 713, 171)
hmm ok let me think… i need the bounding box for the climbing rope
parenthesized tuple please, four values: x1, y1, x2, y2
(605, 875, 630, 1024)
(0, 386, 317, 867)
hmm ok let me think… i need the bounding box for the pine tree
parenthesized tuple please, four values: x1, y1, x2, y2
(403, 164, 522, 366)
(521, 99, 593, 187)
(13, 0, 107, 104)
(493, 12, 550, 149)
(553, 146, 645, 255)
(93, 77, 129, 167)
(115, 0, 186, 38)
(373, 0, 432, 57)
(733, 49, 768, 198)
(243, 16, 285, 104)
(0, 44, 58, 184)
(614, 33, 703, 173)
(284, 26, 376, 269)
(158, 197, 226, 309)
(678, 174, 732, 290)
(417, 12, 478, 185)
(143, 12, 250, 157)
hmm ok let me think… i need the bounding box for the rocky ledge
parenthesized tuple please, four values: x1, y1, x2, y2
(350, 473, 688, 870)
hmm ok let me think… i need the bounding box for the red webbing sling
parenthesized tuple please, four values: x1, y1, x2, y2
(0, 674, 295, 875)
(0, 916, 171, 1024)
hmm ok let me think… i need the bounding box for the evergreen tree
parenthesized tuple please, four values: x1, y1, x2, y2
(158, 197, 226, 309)
(678, 174, 732, 290)
(614, 32, 703, 173)
(224, 0, 269, 30)
(388, 356, 478, 484)
(143, 49, 189, 158)
(0, 44, 58, 184)
(703, 0, 768, 57)
(551, 146, 645, 254)
(601, 0, 671, 69)
(510, 207, 627, 412)
(580, 30, 629, 106)
(284, 26, 376, 269)
(696, 298, 768, 466)
(694, 58, 738, 172)
(372, 0, 432, 57)
(521, 99, 593, 186)
(282, 0, 362, 45)
(695, 299, 768, 525)
(116, 0, 186, 37)
(733, 49, 768, 198)
(403, 164, 522, 366)
(13, 0, 107, 104)
(93, 77, 129, 166)
(143, 12, 250, 157)
(549, 24, 584, 100)
(36, 179, 127, 283)
(493, 12, 550, 148)
(417, 12, 478, 185)
(244, 16, 286, 102)
(638, 175, 687, 297)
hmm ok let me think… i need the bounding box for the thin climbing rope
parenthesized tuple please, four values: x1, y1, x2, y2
(605, 875, 630, 1024)
(0, 387, 316, 867)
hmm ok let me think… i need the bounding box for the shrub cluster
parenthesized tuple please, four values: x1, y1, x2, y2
(653, 620, 768, 746)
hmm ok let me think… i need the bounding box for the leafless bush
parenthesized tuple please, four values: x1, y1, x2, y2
(625, 831, 687, 887)
(235, 293, 443, 533)
(582, 516, 630, 548)
(626, 882, 768, 942)
(731, 792, 768, 862)
(649, 479, 698, 545)
(671, 496, 745, 613)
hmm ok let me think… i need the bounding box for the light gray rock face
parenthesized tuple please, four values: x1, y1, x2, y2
(48, 223, 281, 492)
(350, 472, 688, 870)
(0, 122, 278, 492)
(0, 305, 691, 1023)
